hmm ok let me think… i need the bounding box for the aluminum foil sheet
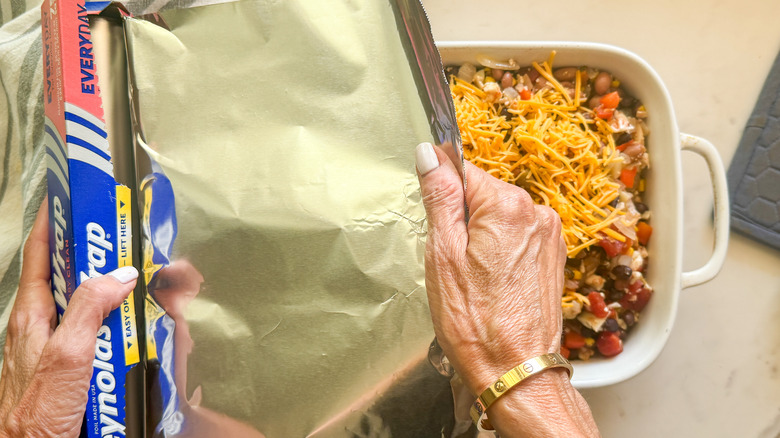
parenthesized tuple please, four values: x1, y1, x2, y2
(123, 1, 460, 436)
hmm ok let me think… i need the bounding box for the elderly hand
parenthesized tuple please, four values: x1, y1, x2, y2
(0, 202, 138, 437)
(416, 143, 599, 437)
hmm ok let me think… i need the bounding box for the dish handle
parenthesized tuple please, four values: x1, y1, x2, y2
(679, 133, 730, 289)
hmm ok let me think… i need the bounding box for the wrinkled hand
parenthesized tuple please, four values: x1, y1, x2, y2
(416, 143, 598, 437)
(417, 143, 566, 393)
(0, 202, 138, 437)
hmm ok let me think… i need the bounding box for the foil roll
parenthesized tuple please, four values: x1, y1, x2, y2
(90, 9, 147, 438)
(123, 1, 462, 436)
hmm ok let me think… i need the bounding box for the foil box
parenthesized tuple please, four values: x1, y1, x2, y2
(41, 0, 143, 437)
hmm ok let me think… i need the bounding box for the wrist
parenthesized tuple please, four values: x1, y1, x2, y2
(485, 369, 599, 437)
(456, 342, 560, 397)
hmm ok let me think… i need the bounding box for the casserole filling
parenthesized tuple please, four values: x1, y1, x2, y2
(447, 52, 653, 359)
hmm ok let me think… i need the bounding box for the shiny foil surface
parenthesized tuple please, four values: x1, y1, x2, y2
(123, 1, 459, 436)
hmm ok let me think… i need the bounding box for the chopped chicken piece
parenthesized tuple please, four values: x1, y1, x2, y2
(585, 274, 605, 290)
(577, 311, 607, 332)
(562, 300, 582, 319)
(483, 81, 501, 103)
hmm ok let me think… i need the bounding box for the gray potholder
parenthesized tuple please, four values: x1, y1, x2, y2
(727, 50, 780, 251)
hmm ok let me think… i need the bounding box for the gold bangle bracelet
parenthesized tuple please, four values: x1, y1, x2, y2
(469, 352, 573, 430)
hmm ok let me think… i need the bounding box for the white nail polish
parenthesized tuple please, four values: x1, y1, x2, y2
(107, 266, 139, 284)
(416, 142, 439, 176)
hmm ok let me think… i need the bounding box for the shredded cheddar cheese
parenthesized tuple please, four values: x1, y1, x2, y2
(451, 56, 625, 257)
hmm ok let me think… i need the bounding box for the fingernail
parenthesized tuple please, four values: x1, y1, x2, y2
(107, 266, 139, 284)
(416, 142, 439, 176)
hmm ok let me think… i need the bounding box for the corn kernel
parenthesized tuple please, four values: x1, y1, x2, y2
(585, 338, 595, 347)
(573, 269, 582, 280)
(485, 76, 496, 83)
(638, 179, 645, 192)
(611, 79, 621, 88)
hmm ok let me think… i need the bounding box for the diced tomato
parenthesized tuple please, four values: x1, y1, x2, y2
(587, 291, 610, 318)
(600, 91, 621, 109)
(620, 167, 638, 188)
(564, 331, 586, 350)
(560, 346, 570, 359)
(632, 287, 652, 311)
(520, 88, 532, 100)
(596, 331, 623, 357)
(637, 221, 653, 245)
(594, 105, 614, 120)
(598, 236, 626, 258)
(620, 284, 653, 311)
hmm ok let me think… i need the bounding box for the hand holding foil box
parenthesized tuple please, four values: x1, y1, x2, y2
(125, 1, 456, 436)
(41, 2, 144, 437)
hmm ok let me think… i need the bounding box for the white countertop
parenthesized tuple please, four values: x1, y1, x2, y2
(422, 0, 780, 436)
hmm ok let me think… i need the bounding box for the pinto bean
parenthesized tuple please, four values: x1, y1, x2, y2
(594, 71, 612, 95)
(554, 67, 578, 81)
(528, 68, 540, 83)
(501, 71, 514, 89)
(560, 81, 576, 99)
(623, 142, 646, 159)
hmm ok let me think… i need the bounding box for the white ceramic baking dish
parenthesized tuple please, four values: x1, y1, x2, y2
(436, 41, 730, 388)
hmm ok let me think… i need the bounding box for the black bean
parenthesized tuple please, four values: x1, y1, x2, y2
(609, 197, 619, 208)
(615, 132, 633, 145)
(612, 265, 633, 280)
(604, 318, 620, 332)
(623, 312, 635, 326)
(500, 107, 511, 119)
(635, 202, 648, 214)
(607, 288, 624, 302)
(613, 278, 630, 291)
(580, 327, 597, 339)
(619, 94, 636, 109)
(564, 266, 574, 280)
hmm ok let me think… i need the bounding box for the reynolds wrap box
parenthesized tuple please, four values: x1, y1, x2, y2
(41, 0, 144, 436)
